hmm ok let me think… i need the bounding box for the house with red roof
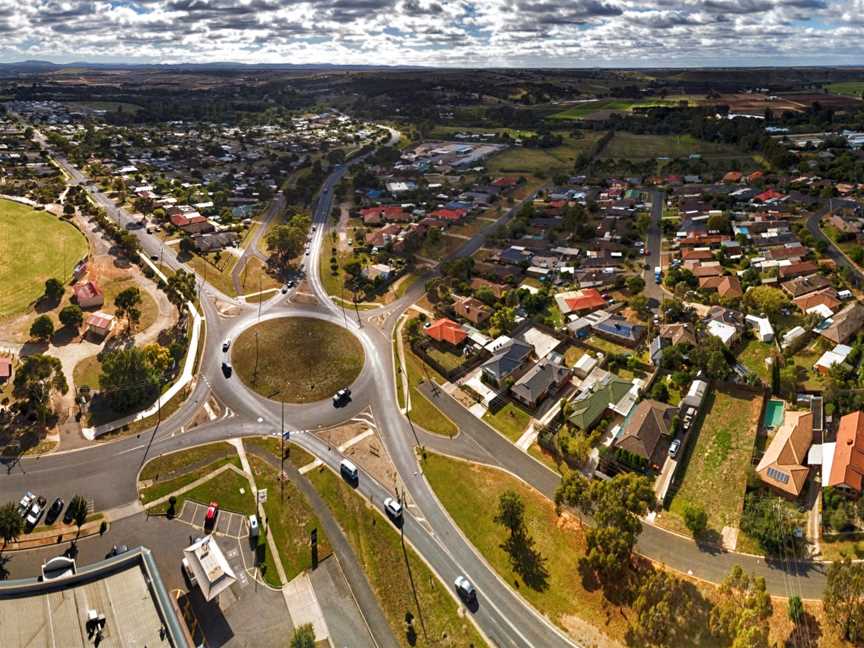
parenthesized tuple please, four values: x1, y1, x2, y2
(828, 411, 864, 494)
(492, 176, 519, 188)
(0, 356, 12, 383)
(360, 205, 408, 225)
(424, 318, 468, 346)
(85, 311, 116, 338)
(754, 189, 786, 204)
(73, 281, 104, 309)
(430, 208, 467, 223)
(170, 213, 214, 234)
(553, 288, 606, 315)
(722, 171, 743, 183)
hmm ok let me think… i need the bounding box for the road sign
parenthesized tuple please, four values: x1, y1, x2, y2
(257, 489, 268, 504)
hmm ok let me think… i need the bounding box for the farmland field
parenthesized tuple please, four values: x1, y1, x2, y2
(548, 96, 696, 121)
(600, 133, 751, 160)
(826, 81, 864, 98)
(0, 199, 89, 317)
(485, 132, 606, 175)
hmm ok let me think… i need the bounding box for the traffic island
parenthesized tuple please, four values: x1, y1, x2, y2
(232, 317, 364, 403)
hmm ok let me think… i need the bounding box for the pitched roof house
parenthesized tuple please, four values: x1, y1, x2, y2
(481, 339, 533, 386)
(554, 288, 606, 315)
(424, 318, 468, 346)
(828, 411, 864, 493)
(756, 410, 813, 497)
(821, 302, 864, 345)
(511, 360, 571, 409)
(73, 281, 104, 309)
(698, 275, 743, 298)
(615, 399, 678, 467)
(453, 296, 492, 325)
(568, 371, 633, 431)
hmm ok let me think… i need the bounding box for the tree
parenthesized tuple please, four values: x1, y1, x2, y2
(114, 286, 142, 330)
(709, 565, 772, 647)
(43, 277, 64, 303)
(12, 354, 67, 423)
(266, 214, 310, 264)
(59, 304, 83, 330)
(650, 381, 669, 403)
(683, 503, 708, 538)
(0, 501, 23, 550)
(489, 307, 516, 336)
(29, 315, 54, 342)
(707, 213, 731, 234)
(626, 275, 645, 295)
(690, 335, 730, 380)
(744, 285, 788, 320)
(740, 494, 799, 554)
(166, 268, 196, 311)
(788, 595, 804, 625)
(290, 623, 315, 648)
(629, 569, 694, 647)
(68, 495, 88, 535)
(494, 490, 525, 538)
(99, 344, 172, 413)
(824, 558, 864, 642)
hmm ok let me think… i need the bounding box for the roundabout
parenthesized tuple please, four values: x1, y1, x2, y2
(231, 316, 365, 404)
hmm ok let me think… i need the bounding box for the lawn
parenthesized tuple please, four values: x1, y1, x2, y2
(236, 256, 280, 295)
(140, 441, 237, 483)
(100, 276, 159, 332)
(600, 133, 748, 160)
(0, 200, 89, 317)
(826, 81, 864, 97)
(400, 337, 458, 437)
(482, 402, 531, 443)
(424, 345, 466, 373)
(232, 317, 364, 403)
(245, 436, 316, 469)
(663, 386, 762, 537)
(248, 455, 332, 582)
(789, 339, 829, 391)
(181, 468, 257, 515)
(418, 233, 466, 260)
(139, 454, 241, 505)
(583, 335, 631, 357)
(563, 345, 586, 367)
(737, 339, 775, 384)
(422, 452, 632, 643)
(73, 354, 102, 390)
(548, 98, 691, 120)
(185, 251, 238, 297)
(485, 132, 605, 175)
(308, 466, 486, 648)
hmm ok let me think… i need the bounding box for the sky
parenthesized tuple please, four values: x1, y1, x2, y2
(1, 0, 861, 67)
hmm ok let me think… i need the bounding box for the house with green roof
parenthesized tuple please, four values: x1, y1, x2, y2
(568, 370, 634, 431)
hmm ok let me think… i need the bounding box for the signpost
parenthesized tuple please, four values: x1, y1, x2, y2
(257, 489, 268, 504)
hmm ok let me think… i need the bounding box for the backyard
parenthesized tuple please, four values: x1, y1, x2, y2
(661, 386, 763, 541)
(737, 339, 774, 385)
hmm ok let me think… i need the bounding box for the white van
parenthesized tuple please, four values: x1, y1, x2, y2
(340, 459, 359, 482)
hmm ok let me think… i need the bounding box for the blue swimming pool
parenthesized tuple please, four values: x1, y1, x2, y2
(763, 400, 784, 429)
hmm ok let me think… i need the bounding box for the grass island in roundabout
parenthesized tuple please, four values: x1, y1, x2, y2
(232, 317, 365, 404)
(0, 199, 89, 318)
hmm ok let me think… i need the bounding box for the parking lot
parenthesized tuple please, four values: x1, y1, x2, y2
(177, 500, 250, 539)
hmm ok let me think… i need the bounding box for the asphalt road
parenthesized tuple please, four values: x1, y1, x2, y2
(643, 189, 666, 308)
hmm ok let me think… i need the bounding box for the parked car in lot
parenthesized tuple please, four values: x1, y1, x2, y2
(668, 439, 682, 458)
(383, 497, 403, 521)
(205, 501, 219, 528)
(18, 491, 35, 517)
(45, 498, 64, 525)
(455, 575, 476, 602)
(25, 496, 47, 529)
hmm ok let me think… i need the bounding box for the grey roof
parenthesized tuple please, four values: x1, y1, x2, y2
(481, 339, 533, 380)
(511, 360, 571, 405)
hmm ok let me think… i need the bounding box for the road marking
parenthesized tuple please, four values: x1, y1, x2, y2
(116, 443, 146, 456)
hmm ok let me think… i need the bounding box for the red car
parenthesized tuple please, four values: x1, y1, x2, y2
(205, 501, 219, 527)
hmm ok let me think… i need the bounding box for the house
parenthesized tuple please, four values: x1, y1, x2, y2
(0, 356, 12, 383)
(73, 281, 104, 309)
(360, 205, 407, 225)
(723, 171, 743, 183)
(424, 318, 467, 346)
(365, 223, 402, 247)
(793, 288, 841, 314)
(510, 360, 571, 409)
(699, 275, 743, 298)
(827, 411, 864, 494)
(756, 410, 813, 497)
(85, 311, 115, 338)
(430, 208, 467, 223)
(615, 399, 678, 468)
(192, 232, 239, 253)
(658, 323, 698, 348)
(363, 263, 394, 282)
(572, 353, 598, 379)
(170, 212, 214, 234)
(453, 296, 492, 326)
(470, 277, 507, 299)
(554, 288, 606, 316)
(481, 339, 533, 387)
(821, 302, 864, 345)
(745, 314, 775, 343)
(781, 274, 831, 299)
(778, 261, 820, 280)
(568, 369, 635, 431)
(815, 344, 853, 375)
(592, 316, 645, 348)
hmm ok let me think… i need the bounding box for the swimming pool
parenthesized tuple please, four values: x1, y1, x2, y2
(763, 399, 785, 429)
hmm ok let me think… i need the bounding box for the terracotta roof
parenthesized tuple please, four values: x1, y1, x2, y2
(564, 288, 606, 313)
(430, 208, 467, 221)
(0, 357, 11, 378)
(424, 318, 467, 346)
(756, 410, 812, 496)
(86, 311, 115, 331)
(73, 281, 102, 302)
(829, 411, 864, 492)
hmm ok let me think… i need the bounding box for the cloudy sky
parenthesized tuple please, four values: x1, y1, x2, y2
(1, 0, 859, 67)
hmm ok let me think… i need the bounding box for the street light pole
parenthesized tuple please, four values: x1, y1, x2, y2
(280, 399, 285, 502)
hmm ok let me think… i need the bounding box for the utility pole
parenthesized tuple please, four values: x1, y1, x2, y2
(280, 399, 286, 502)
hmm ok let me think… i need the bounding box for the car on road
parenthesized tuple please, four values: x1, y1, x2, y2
(332, 388, 351, 407)
(181, 557, 198, 587)
(205, 501, 219, 528)
(281, 284, 289, 294)
(25, 496, 47, 529)
(18, 491, 35, 517)
(383, 497, 403, 521)
(669, 439, 682, 458)
(222, 339, 231, 352)
(45, 498, 64, 525)
(222, 362, 232, 378)
(106, 544, 129, 558)
(149, 254, 158, 261)
(455, 575, 476, 602)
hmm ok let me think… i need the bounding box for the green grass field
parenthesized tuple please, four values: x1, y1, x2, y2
(737, 339, 774, 384)
(482, 402, 531, 443)
(826, 81, 864, 98)
(233, 317, 364, 404)
(663, 386, 762, 537)
(308, 466, 487, 648)
(400, 336, 458, 437)
(485, 132, 606, 175)
(600, 133, 748, 159)
(548, 98, 691, 120)
(0, 200, 89, 317)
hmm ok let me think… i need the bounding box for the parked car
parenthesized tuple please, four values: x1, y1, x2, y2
(205, 501, 219, 528)
(17, 491, 35, 517)
(45, 498, 64, 525)
(281, 285, 289, 294)
(669, 439, 682, 458)
(182, 557, 198, 587)
(455, 575, 476, 602)
(222, 339, 231, 352)
(222, 362, 232, 378)
(383, 497, 403, 521)
(25, 496, 47, 529)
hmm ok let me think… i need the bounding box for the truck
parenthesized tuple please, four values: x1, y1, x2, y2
(654, 266, 662, 283)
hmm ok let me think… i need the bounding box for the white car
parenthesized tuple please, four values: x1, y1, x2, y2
(454, 575, 476, 601)
(383, 497, 403, 520)
(248, 514, 259, 537)
(669, 439, 682, 458)
(25, 501, 44, 528)
(17, 491, 35, 517)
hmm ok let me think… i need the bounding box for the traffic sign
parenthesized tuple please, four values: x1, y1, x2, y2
(257, 489, 268, 503)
